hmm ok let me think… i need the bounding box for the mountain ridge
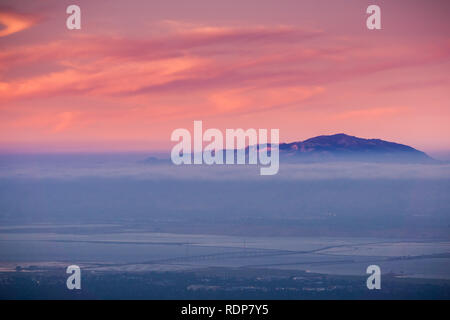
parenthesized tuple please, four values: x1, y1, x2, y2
(276, 133, 434, 163)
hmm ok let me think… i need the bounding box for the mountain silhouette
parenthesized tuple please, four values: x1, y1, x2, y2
(277, 133, 434, 163)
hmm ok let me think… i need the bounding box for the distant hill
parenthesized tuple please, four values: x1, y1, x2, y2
(141, 156, 172, 165)
(277, 133, 435, 163)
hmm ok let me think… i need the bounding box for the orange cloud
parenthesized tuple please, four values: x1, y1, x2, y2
(333, 107, 408, 120)
(52, 111, 78, 133)
(209, 86, 324, 115)
(0, 9, 36, 37)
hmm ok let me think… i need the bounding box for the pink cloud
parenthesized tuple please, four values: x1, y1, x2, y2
(0, 10, 449, 152)
(1, 22, 448, 108)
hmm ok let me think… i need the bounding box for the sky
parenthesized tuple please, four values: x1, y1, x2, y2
(0, 0, 449, 156)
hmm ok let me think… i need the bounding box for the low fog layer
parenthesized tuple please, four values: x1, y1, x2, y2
(0, 153, 450, 180)
(0, 154, 449, 238)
